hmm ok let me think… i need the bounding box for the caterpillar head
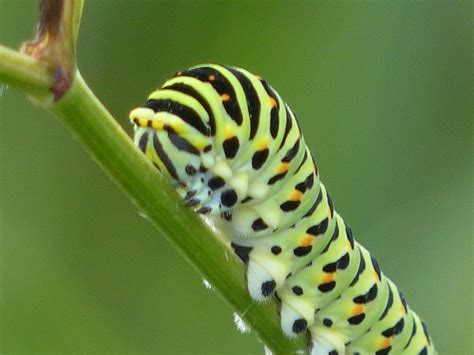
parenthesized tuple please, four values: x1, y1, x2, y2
(129, 97, 240, 215)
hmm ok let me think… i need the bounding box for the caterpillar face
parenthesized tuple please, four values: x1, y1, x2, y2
(129, 88, 232, 215)
(130, 64, 436, 355)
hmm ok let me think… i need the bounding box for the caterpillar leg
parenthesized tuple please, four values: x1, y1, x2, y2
(247, 260, 278, 300)
(229, 240, 287, 302)
(310, 328, 346, 355)
(280, 299, 312, 336)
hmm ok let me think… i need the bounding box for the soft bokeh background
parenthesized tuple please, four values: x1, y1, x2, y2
(0, 1, 472, 354)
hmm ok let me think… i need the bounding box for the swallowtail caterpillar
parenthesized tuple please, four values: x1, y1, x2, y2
(129, 64, 436, 355)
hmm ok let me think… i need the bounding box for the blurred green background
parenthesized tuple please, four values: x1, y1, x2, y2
(0, 1, 472, 354)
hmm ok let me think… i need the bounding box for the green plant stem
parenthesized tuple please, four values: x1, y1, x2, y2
(0, 45, 53, 99)
(0, 45, 309, 354)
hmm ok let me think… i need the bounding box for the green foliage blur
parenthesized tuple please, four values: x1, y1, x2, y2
(0, 1, 472, 354)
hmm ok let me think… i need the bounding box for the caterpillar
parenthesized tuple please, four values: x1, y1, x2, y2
(129, 64, 436, 355)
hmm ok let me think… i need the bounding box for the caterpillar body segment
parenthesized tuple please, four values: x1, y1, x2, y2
(129, 64, 436, 355)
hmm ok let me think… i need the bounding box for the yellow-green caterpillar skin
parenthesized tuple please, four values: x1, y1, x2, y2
(129, 64, 436, 355)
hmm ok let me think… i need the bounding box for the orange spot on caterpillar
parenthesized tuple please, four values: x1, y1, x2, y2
(132, 117, 163, 130)
(208, 75, 216, 81)
(224, 126, 234, 139)
(380, 338, 392, 348)
(290, 190, 303, 201)
(221, 93, 230, 102)
(375, 272, 382, 282)
(151, 121, 163, 130)
(300, 235, 313, 247)
(322, 272, 335, 283)
(277, 162, 289, 174)
(352, 304, 364, 315)
(269, 96, 278, 108)
(138, 118, 148, 127)
(258, 137, 268, 150)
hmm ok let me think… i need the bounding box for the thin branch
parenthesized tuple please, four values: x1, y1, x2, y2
(0, 2, 309, 354)
(0, 45, 53, 100)
(21, 0, 84, 100)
